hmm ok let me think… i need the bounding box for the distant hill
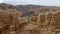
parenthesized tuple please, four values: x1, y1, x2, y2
(0, 3, 16, 9)
(0, 3, 22, 16)
(0, 3, 60, 16)
(15, 5, 60, 16)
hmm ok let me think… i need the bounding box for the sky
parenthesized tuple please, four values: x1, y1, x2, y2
(0, 0, 60, 6)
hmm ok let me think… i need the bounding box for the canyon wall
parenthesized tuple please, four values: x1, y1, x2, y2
(0, 11, 60, 34)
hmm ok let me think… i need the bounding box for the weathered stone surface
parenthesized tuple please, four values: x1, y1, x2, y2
(0, 10, 60, 34)
(0, 9, 19, 34)
(28, 11, 60, 34)
(51, 12, 60, 27)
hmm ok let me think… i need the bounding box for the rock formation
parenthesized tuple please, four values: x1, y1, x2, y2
(0, 9, 20, 34)
(29, 11, 60, 34)
(0, 3, 60, 34)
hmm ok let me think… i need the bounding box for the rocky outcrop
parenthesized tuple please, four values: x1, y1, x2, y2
(29, 11, 60, 34)
(0, 9, 20, 34)
(18, 11, 60, 34)
(0, 8, 60, 34)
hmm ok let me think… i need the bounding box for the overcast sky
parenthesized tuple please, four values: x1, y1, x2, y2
(0, 0, 60, 6)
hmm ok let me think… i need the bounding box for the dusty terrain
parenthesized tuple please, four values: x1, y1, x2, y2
(0, 3, 60, 34)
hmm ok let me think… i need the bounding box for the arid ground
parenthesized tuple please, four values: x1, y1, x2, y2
(0, 3, 60, 34)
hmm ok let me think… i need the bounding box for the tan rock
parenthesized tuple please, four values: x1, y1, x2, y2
(0, 9, 19, 34)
